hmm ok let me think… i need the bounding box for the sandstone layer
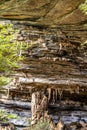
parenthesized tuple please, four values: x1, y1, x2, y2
(0, 0, 87, 27)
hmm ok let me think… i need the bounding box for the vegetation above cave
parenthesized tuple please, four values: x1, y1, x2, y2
(79, 0, 87, 14)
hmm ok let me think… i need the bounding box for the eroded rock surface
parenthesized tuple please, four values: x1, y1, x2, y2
(0, 24, 86, 103)
(0, 0, 87, 27)
(0, 22, 87, 130)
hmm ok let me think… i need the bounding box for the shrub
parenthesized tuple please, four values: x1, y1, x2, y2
(0, 23, 27, 86)
(0, 23, 19, 73)
(79, 0, 87, 14)
(30, 119, 54, 130)
(0, 76, 11, 86)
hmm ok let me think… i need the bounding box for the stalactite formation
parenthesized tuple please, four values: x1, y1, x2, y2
(31, 91, 49, 125)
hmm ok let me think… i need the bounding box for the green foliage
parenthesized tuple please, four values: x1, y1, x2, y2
(0, 24, 17, 72)
(79, 0, 87, 14)
(0, 109, 19, 122)
(0, 76, 11, 86)
(0, 23, 26, 73)
(31, 119, 54, 130)
(0, 23, 28, 86)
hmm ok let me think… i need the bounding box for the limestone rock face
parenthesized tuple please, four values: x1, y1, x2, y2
(0, 0, 87, 27)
